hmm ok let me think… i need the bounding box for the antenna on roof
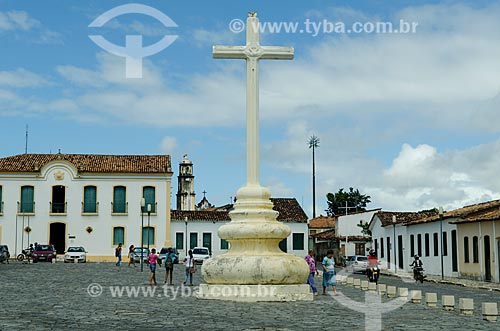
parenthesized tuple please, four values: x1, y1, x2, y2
(24, 124, 28, 154)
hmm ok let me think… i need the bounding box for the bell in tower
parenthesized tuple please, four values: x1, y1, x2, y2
(176, 154, 196, 210)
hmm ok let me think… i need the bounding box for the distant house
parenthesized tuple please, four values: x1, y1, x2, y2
(337, 209, 380, 256)
(308, 215, 336, 236)
(171, 198, 309, 259)
(309, 210, 379, 262)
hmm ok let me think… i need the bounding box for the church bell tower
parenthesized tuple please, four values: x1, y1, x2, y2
(176, 154, 195, 211)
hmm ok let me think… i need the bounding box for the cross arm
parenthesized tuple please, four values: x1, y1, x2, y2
(213, 45, 247, 59)
(260, 46, 294, 60)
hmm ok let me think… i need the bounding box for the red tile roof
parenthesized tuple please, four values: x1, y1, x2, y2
(0, 153, 172, 174)
(408, 199, 500, 225)
(371, 211, 438, 227)
(309, 216, 336, 229)
(171, 198, 308, 223)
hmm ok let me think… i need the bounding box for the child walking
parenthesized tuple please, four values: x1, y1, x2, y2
(128, 245, 136, 268)
(183, 249, 195, 286)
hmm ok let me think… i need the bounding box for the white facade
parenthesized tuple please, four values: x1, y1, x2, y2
(0, 157, 172, 260)
(337, 209, 380, 256)
(369, 213, 458, 277)
(170, 220, 309, 259)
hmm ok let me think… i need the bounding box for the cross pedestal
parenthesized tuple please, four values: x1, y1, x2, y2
(199, 12, 311, 302)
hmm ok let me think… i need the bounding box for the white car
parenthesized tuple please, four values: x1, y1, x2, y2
(64, 246, 87, 263)
(192, 247, 211, 264)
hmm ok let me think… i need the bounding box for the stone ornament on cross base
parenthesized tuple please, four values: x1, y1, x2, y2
(198, 12, 310, 301)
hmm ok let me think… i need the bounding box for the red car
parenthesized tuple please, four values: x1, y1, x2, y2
(32, 244, 56, 263)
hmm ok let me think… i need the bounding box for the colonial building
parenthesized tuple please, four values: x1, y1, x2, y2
(439, 200, 500, 282)
(0, 153, 173, 260)
(171, 198, 309, 259)
(369, 210, 460, 277)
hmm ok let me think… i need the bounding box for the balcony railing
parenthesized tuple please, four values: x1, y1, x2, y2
(111, 201, 128, 215)
(50, 202, 67, 214)
(82, 201, 99, 215)
(17, 201, 35, 214)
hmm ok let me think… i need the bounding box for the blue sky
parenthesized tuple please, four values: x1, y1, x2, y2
(2, 0, 500, 215)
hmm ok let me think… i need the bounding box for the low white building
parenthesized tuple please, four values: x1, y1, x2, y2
(171, 198, 309, 259)
(0, 153, 173, 261)
(337, 209, 380, 256)
(369, 210, 459, 277)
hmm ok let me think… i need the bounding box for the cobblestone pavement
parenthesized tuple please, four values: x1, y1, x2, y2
(1, 261, 499, 330)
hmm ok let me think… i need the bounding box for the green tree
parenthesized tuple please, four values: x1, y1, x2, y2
(357, 220, 372, 236)
(326, 187, 371, 216)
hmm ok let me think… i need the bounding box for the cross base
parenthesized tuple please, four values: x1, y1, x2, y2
(197, 284, 313, 302)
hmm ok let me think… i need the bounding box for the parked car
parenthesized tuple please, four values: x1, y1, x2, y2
(346, 255, 369, 273)
(32, 244, 56, 263)
(133, 247, 150, 263)
(0, 245, 10, 263)
(64, 246, 87, 263)
(192, 247, 211, 264)
(159, 247, 179, 264)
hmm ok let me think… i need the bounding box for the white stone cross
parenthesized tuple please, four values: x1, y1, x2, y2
(213, 12, 294, 186)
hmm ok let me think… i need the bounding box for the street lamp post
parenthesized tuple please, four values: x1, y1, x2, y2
(439, 206, 444, 280)
(140, 198, 145, 272)
(147, 204, 152, 256)
(392, 215, 397, 273)
(184, 216, 188, 256)
(308, 135, 319, 219)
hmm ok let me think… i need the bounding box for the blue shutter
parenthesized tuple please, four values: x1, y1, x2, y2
(113, 186, 126, 213)
(0, 186, 2, 213)
(176, 232, 184, 249)
(113, 227, 124, 245)
(143, 186, 155, 213)
(21, 186, 34, 213)
(84, 186, 97, 213)
(142, 227, 154, 246)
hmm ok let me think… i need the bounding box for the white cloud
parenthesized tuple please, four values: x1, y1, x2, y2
(0, 68, 50, 88)
(0, 10, 61, 43)
(264, 176, 295, 196)
(160, 136, 177, 154)
(0, 10, 39, 31)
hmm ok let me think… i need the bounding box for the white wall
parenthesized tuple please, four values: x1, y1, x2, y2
(0, 161, 170, 258)
(171, 221, 309, 259)
(370, 215, 458, 277)
(406, 220, 458, 277)
(338, 210, 379, 257)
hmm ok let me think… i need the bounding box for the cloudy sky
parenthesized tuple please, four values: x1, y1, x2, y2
(1, 0, 500, 216)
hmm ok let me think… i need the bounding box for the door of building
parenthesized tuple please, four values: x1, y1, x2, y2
(398, 235, 404, 270)
(484, 235, 491, 281)
(49, 222, 66, 254)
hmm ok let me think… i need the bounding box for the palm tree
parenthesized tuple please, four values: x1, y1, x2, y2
(308, 135, 320, 218)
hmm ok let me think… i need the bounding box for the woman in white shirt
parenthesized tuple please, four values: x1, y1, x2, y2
(183, 249, 195, 285)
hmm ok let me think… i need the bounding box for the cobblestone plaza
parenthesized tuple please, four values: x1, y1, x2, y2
(1, 262, 499, 330)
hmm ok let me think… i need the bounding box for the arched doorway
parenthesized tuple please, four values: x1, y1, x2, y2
(49, 222, 66, 254)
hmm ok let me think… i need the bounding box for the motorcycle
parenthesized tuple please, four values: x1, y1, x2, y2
(17, 247, 33, 262)
(367, 265, 380, 284)
(412, 266, 426, 283)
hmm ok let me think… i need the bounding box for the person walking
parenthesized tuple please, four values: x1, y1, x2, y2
(148, 248, 159, 285)
(305, 249, 319, 295)
(183, 249, 195, 286)
(128, 245, 136, 268)
(115, 243, 122, 267)
(322, 249, 337, 295)
(164, 247, 176, 285)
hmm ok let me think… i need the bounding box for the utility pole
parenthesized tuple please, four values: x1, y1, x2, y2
(308, 135, 319, 218)
(25, 124, 28, 154)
